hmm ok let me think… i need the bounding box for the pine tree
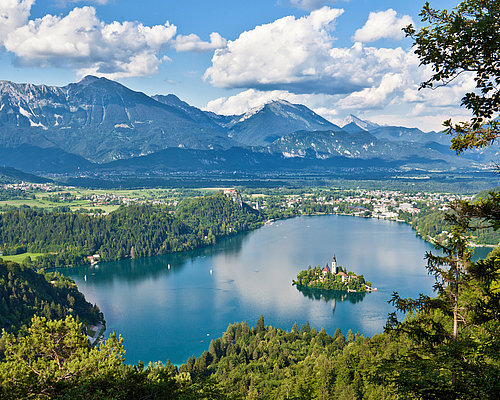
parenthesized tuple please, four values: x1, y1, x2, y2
(256, 315, 265, 334)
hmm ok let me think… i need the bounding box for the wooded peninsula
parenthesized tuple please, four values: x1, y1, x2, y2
(0, 192, 263, 269)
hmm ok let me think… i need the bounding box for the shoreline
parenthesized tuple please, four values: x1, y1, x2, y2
(12, 210, 496, 271)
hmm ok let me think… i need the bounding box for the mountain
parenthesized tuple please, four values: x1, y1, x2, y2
(369, 126, 449, 145)
(219, 100, 342, 146)
(0, 76, 232, 163)
(152, 94, 226, 135)
(0, 144, 93, 174)
(0, 76, 488, 176)
(96, 146, 401, 175)
(0, 166, 52, 184)
(339, 115, 450, 146)
(341, 121, 368, 134)
(267, 129, 460, 166)
(341, 114, 380, 131)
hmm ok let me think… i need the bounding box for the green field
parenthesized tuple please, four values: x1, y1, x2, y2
(0, 186, 218, 212)
(0, 252, 46, 263)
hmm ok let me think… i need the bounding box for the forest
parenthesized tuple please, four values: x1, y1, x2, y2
(0, 193, 263, 268)
(398, 206, 500, 246)
(1, 254, 498, 400)
(0, 260, 102, 334)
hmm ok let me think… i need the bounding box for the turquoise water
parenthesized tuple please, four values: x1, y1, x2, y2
(62, 215, 450, 364)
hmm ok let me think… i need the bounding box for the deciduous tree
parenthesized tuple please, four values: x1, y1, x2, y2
(404, 0, 500, 153)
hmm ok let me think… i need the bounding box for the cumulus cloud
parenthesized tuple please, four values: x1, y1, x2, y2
(402, 72, 476, 108)
(289, 0, 339, 11)
(3, 6, 177, 79)
(204, 88, 344, 123)
(0, 0, 34, 45)
(205, 89, 309, 115)
(205, 7, 353, 94)
(353, 9, 413, 42)
(338, 73, 405, 109)
(174, 32, 227, 52)
(205, 78, 478, 131)
(204, 8, 422, 100)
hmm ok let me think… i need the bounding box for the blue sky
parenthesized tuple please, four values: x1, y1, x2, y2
(1, 0, 467, 130)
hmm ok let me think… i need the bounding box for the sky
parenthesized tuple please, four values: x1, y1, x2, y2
(0, 0, 471, 131)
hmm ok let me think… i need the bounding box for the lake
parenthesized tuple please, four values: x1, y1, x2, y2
(61, 215, 468, 365)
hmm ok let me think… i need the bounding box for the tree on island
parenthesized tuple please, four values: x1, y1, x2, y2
(293, 265, 372, 292)
(382, 0, 500, 397)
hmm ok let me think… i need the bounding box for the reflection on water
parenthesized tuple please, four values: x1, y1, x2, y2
(295, 285, 367, 318)
(296, 285, 366, 305)
(60, 215, 457, 365)
(70, 233, 250, 285)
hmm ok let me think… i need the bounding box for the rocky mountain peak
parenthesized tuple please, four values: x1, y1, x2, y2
(341, 114, 380, 131)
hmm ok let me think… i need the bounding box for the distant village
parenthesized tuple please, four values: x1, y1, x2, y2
(1, 182, 474, 223)
(244, 189, 473, 222)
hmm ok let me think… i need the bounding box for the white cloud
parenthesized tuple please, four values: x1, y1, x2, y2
(204, 83, 479, 132)
(368, 110, 473, 132)
(204, 8, 421, 99)
(3, 6, 177, 79)
(338, 73, 405, 109)
(289, 0, 338, 11)
(205, 7, 353, 94)
(0, 0, 34, 45)
(205, 89, 312, 115)
(205, 88, 346, 124)
(353, 9, 413, 43)
(174, 32, 227, 52)
(402, 72, 476, 108)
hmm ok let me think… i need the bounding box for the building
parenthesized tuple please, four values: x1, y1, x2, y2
(337, 271, 347, 283)
(322, 264, 331, 275)
(332, 254, 338, 274)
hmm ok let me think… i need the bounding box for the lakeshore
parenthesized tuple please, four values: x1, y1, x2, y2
(60, 214, 437, 364)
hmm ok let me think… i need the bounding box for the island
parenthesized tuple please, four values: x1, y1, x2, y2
(292, 255, 376, 293)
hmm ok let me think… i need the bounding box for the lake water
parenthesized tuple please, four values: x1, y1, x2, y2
(61, 215, 479, 365)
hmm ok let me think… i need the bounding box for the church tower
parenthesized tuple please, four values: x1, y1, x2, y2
(332, 254, 338, 274)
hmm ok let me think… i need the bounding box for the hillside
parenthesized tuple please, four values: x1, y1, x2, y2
(0, 260, 102, 332)
(0, 166, 51, 184)
(0, 76, 232, 163)
(267, 129, 456, 164)
(221, 100, 341, 146)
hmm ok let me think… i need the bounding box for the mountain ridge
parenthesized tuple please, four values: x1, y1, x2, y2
(0, 76, 490, 175)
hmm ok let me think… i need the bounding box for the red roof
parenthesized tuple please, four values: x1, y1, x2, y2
(337, 271, 347, 276)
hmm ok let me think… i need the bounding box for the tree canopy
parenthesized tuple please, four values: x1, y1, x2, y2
(404, 0, 500, 153)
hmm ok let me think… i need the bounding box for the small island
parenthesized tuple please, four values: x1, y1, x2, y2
(292, 255, 376, 293)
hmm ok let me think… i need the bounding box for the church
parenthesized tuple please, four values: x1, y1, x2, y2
(322, 254, 339, 275)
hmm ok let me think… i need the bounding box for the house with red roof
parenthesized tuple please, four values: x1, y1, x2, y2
(337, 271, 347, 283)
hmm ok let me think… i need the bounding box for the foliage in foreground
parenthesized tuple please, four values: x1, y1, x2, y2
(404, 0, 500, 153)
(180, 316, 398, 399)
(0, 316, 226, 400)
(1, 257, 498, 400)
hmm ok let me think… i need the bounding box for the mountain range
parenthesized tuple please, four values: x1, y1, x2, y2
(0, 76, 497, 176)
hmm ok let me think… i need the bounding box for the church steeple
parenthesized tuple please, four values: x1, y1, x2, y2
(332, 254, 338, 274)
